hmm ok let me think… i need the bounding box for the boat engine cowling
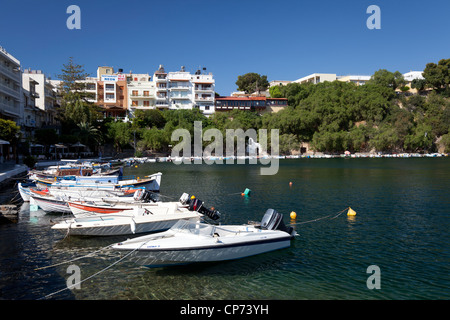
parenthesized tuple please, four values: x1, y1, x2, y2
(180, 193, 221, 220)
(133, 189, 156, 202)
(261, 209, 295, 237)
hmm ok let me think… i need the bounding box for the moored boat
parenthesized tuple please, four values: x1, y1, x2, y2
(52, 193, 221, 236)
(112, 208, 296, 267)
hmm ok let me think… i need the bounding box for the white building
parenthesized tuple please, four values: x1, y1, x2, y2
(22, 69, 58, 126)
(21, 73, 44, 139)
(293, 73, 337, 84)
(152, 65, 215, 116)
(0, 46, 22, 122)
(337, 75, 371, 86)
(127, 73, 156, 117)
(403, 71, 424, 82)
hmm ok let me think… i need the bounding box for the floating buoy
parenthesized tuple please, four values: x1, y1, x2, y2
(289, 182, 293, 187)
(191, 195, 196, 200)
(241, 193, 245, 196)
(347, 207, 356, 216)
(135, 165, 138, 168)
(290, 211, 297, 219)
(242, 188, 251, 196)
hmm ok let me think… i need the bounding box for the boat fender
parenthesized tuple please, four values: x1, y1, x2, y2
(130, 218, 136, 234)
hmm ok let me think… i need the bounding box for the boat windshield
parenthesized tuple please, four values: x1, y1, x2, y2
(170, 220, 215, 236)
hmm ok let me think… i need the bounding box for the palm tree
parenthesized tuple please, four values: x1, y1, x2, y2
(77, 121, 102, 154)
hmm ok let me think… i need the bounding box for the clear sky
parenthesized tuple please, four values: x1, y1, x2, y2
(1, 0, 449, 95)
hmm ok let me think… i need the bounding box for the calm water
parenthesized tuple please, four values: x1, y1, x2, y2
(0, 158, 449, 300)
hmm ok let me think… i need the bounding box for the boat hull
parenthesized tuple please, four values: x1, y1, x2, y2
(18, 183, 32, 202)
(31, 195, 72, 214)
(114, 231, 291, 267)
(52, 215, 200, 236)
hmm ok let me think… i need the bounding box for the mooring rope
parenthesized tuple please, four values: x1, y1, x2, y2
(34, 244, 114, 271)
(38, 236, 153, 300)
(289, 207, 350, 226)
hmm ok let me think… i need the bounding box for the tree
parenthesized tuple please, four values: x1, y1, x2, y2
(368, 69, 406, 90)
(0, 119, 20, 142)
(106, 121, 132, 153)
(57, 57, 100, 130)
(423, 58, 450, 93)
(236, 73, 269, 94)
(411, 78, 427, 93)
(132, 109, 166, 129)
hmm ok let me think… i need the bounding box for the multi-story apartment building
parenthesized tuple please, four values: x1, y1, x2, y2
(128, 73, 155, 117)
(21, 74, 45, 140)
(152, 65, 215, 116)
(81, 65, 216, 119)
(0, 46, 22, 123)
(22, 69, 58, 127)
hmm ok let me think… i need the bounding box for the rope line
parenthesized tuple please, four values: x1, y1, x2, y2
(34, 244, 114, 271)
(289, 207, 349, 226)
(38, 238, 151, 300)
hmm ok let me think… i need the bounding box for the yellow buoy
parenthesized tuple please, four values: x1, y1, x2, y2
(290, 211, 297, 219)
(190, 195, 196, 200)
(347, 207, 356, 216)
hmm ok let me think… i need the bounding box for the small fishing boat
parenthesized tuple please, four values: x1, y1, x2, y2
(66, 192, 219, 219)
(30, 193, 73, 214)
(52, 194, 221, 236)
(18, 181, 37, 202)
(112, 209, 296, 267)
(35, 172, 162, 192)
(30, 189, 158, 215)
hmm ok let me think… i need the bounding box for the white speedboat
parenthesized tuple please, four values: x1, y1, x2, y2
(112, 209, 296, 267)
(52, 193, 221, 236)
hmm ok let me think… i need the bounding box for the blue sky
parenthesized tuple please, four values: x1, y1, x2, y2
(1, 0, 449, 95)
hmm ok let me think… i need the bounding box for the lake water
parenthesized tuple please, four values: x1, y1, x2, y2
(0, 158, 448, 300)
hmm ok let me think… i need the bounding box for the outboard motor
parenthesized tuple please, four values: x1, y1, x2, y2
(261, 209, 295, 237)
(180, 193, 221, 220)
(133, 189, 157, 202)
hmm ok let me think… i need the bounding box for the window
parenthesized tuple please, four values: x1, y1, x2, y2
(132, 90, 138, 96)
(105, 83, 115, 91)
(143, 91, 149, 96)
(132, 100, 138, 106)
(143, 100, 150, 107)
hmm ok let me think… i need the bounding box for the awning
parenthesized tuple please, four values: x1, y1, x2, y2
(0, 139, 10, 145)
(72, 142, 86, 147)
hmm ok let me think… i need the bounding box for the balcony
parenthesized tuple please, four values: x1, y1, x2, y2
(130, 93, 155, 99)
(195, 86, 214, 92)
(169, 85, 190, 91)
(0, 83, 21, 99)
(195, 96, 214, 102)
(0, 100, 20, 118)
(0, 63, 21, 82)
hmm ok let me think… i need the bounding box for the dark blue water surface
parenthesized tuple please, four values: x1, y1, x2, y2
(0, 158, 448, 300)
